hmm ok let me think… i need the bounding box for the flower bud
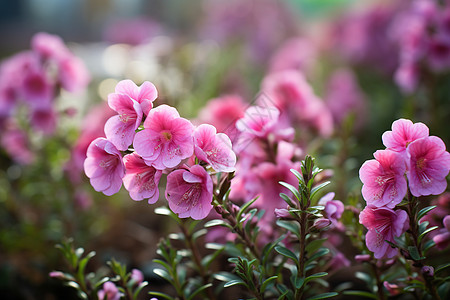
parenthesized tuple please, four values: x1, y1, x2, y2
(312, 218, 331, 231)
(354, 254, 371, 263)
(421, 265, 434, 277)
(274, 208, 293, 219)
(131, 268, 144, 285)
(49, 271, 65, 279)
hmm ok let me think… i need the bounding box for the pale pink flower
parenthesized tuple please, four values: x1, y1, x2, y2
(104, 93, 143, 151)
(360, 149, 407, 208)
(114, 79, 157, 115)
(123, 153, 162, 203)
(406, 136, 450, 197)
(133, 105, 194, 170)
(165, 165, 213, 220)
(31, 32, 70, 61)
(382, 119, 429, 155)
(359, 205, 409, 259)
(268, 37, 317, 74)
(57, 56, 90, 93)
(235, 105, 280, 139)
(394, 62, 420, 94)
(130, 268, 144, 285)
(84, 138, 125, 196)
(98, 281, 122, 300)
(318, 192, 344, 225)
(433, 215, 450, 249)
(193, 124, 236, 172)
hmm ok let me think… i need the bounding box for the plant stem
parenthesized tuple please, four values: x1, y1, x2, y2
(295, 211, 308, 300)
(370, 263, 386, 300)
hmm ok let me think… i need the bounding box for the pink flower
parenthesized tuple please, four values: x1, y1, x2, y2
(433, 215, 450, 249)
(1, 126, 35, 165)
(123, 153, 162, 203)
(268, 37, 317, 74)
(359, 149, 407, 208)
(104, 93, 143, 151)
(359, 205, 409, 259)
(318, 192, 344, 224)
(57, 56, 90, 93)
(130, 268, 144, 285)
(30, 107, 57, 135)
(165, 165, 213, 220)
(21, 66, 54, 107)
(98, 281, 121, 300)
(406, 136, 450, 197)
(382, 119, 429, 155)
(193, 124, 236, 172)
(236, 105, 280, 139)
(133, 105, 194, 170)
(394, 62, 420, 94)
(114, 79, 157, 116)
(31, 32, 70, 61)
(84, 138, 125, 196)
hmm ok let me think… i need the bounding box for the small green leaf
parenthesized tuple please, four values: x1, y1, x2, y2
(149, 291, 175, 300)
(342, 290, 377, 299)
(310, 181, 331, 200)
(417, 205, 437, 221)
(355, 272, 372, 285)
(224, 279, 246, 288)
(204, 219, 230, 228)
(418, 226, 439, 243)
(260, 275, 278, 293)
(133, 281, 148, 300)
(290, 169, 305, 185)
(408, 246, 423, 261)
(305, 272, 327, 284)
(306, 248, 329, 264)
(279, 182, 302, 203)
(154, 207, 172, 216)
(280, 193, 296, 207)
(307, 292, 338, 300)
(294, 276, 304, 289)
(305, 238, 327, 255)
(153, 268, 172, 283)
(436, 263, 450, 274)
(276, 220, 300, 237)
(275, 246, 298, 264)
(201, 247, 225, 269)
(237, 197, 258, 221)
(187, 283, 213, 300)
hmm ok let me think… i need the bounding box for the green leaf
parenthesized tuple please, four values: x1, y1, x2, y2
(293, 276, 304, 289)
(279, 181, 302, 203)
(306, 248, 329, 264)
(280, 193, 296, 207)
(153, 268, 172, 283)
(204, 219, 231, 228)
(94, 277, 110, 290)
(290, 169, 305, 185)
(154, 206, 173, 216)
(310, 181, 331, 200)
(417, 205, 437, 221)
(224, 279, 246, 288)
(307, 292, 338, 300)
(305, 272, 327, 284)
(213, 272, 241, 282)
(133, 281, 148, 300)
(305, 238, 327, 255)
(192, 229, 207, 241)
(148, 291, 175, 300)
(153, 259, 171, 271)
(418, 226, 439, 243)
(260, 276, 278, 293)
(237, 197, 258, 221)
(262, 235, 286, 267)
(355, 272, 372, 285)
(408, 246, 423, 261)
(276, 220, 300, 237)
(436, 263, 450, 274)
(187, 283, 213, 300)
(342, 290, 377, 299)
(275, 245, 298, 264)
(423, 239, 435, 252)
(78, 251, 95, 276)
(201, 247, 225, 269)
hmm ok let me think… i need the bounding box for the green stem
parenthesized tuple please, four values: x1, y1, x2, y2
(370, 263, 386, 300)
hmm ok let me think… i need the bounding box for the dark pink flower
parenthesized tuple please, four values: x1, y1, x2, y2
(104, 93, 143, 151)
(133, 105, 194, 170)
(360, 149, 407, 208)
(114, 79, 157, 116)
(98, 281, 122, 300)
(30, 107, 57, 135)
(84, 138, 125, 196)
(21, 66, 54, 107)
(359, 205, 409, 259)
(406, 136, 450, 197)
(165, 165, 213, 220)
(1, 125, 35, 165)
(193, 124, 236, 172)
(382, 118, 429, 155)
(123, 153, 162, 203)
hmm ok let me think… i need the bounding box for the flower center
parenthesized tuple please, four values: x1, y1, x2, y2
(416, 157, 427, 170)
(161, 130, 172, 141)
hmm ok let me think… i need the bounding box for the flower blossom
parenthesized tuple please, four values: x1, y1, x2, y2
(165, 165, 213, 220)
(193, 124, 236, 172)
(98, 281, 122, 300)
(104, 92, 143, 151)
(133, 105, 194, 170)
(382, 118, 429, 155)
(359, 149, 407, 208)
(84, 138, 125, 196)
(114, 79, 157, 116)
(318, 192, 345, 225)
(359, 205, 409, 259)
(123, 153, 162, 203)
(406, 136, 450, 197)
(433, 215, 450, 249)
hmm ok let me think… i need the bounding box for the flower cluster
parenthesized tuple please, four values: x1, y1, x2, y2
(359, 118, 450, 258)
(84, 80, 236, 219)
(0, 32, 90, 164)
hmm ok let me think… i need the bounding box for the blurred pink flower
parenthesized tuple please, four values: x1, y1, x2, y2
(360, 149, 407, 208)
(197, 94, 246, 142)
(57, 56, 90, 93)
(31, 32, 70, 61)
(74, 190, 93, 210)
(268, 37, 317, 74)
(84, 138, 125, 196)
(114, 80, 157, 116)
(406, 136, 450, 197)
(30, 107, 57, 135)
(359, 205, 409, 259)
(433, 215, 450, 249)
(21, 66, 54, 107)
(394, 62, 420, 94)
(428, 35, 450, 71)
(194, 124, 236, 172)
(383, 281, 401, 296)
(325, 69, 367, 128)
(123, 153, 162, 203)
(236, 105, 280, 139)
(130, 268, 144, 285)
(1, 125, 35, 165)
(98, 281, 122, 300)
(165, 165, 213, 220)
(133, 105, 194, 170)
(104, 93, 143, 151)
(382, 118, 429, 155)
(103, 18, 162, 46)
